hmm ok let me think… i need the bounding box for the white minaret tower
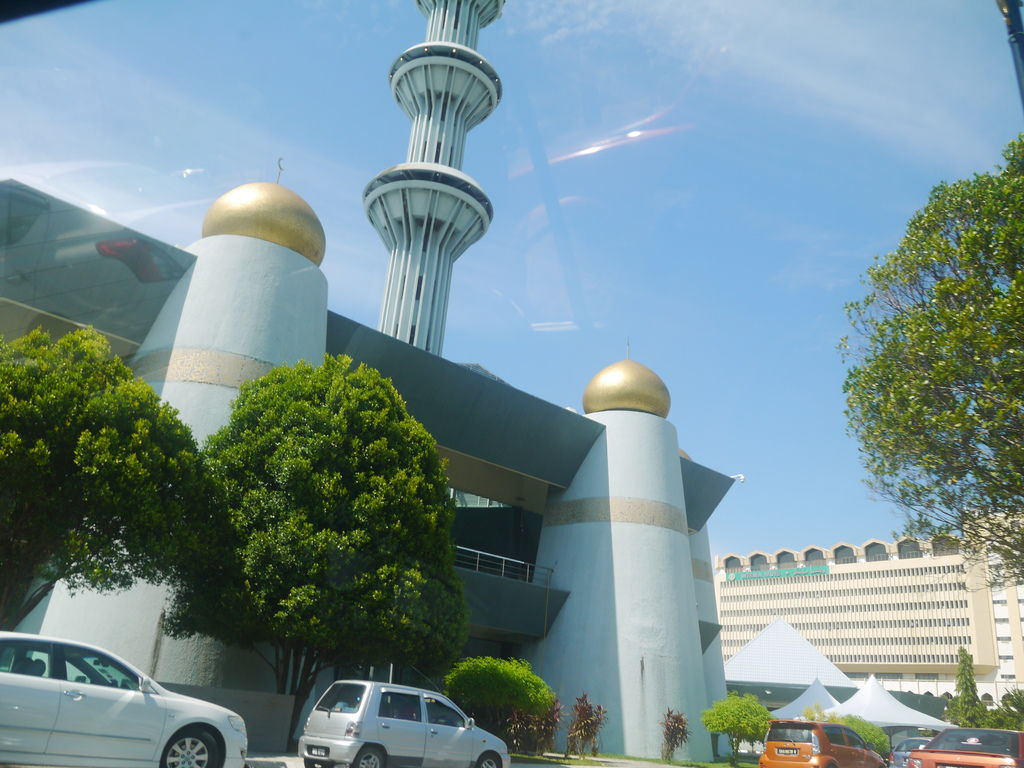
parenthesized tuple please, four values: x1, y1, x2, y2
(529, 360, 717, 761)
(365, 0, 503, 354)
(31, 182, 329, 692)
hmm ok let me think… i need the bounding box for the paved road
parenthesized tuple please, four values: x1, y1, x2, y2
(248, 756, 691, 768)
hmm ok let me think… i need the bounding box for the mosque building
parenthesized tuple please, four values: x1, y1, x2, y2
(1, 0, 737, 759)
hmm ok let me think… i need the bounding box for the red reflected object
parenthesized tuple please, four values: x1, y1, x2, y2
(96, 238, 183, 282)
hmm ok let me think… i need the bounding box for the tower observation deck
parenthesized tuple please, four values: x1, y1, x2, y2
(364, 0, 504, 354)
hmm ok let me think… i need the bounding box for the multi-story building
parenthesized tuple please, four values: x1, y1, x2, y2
(715, 538, 1024, 705)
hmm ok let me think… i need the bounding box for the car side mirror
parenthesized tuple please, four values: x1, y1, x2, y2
(467, 718, 475, 729)
(141, 677, 159, 694)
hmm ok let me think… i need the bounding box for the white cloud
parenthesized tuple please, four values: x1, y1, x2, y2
(503, 0, 1009, 172)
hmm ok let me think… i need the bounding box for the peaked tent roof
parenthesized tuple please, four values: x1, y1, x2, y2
(771, 678, 842, 718)
(831, 675, 949, 729)
(724, 618, 854, 687)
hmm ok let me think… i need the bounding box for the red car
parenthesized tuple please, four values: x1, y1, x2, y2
(908, 728, 1024, 768)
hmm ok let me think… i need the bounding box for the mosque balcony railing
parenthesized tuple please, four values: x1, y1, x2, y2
(455, 546, 551, 586)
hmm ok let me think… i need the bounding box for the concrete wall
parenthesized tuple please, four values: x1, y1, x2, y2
(690, 526, 728, 758)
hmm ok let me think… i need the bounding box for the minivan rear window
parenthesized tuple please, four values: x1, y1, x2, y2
(768, 725, 815, 743)
(316, 682, 367, 713)
(927, 729, 1019, 757)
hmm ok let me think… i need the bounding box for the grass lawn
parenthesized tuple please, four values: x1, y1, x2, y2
(597, 756, 741, 768)
(512, 756, 606, 766)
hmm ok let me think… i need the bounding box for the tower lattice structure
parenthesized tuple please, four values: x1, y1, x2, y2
(364, 0, 503, 355)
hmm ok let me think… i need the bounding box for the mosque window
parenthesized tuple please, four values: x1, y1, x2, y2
(834, 545, 855, 563)
(897, 540, 922, 559)
(865, 542, 889, 562)
(932, 537, 960, 556)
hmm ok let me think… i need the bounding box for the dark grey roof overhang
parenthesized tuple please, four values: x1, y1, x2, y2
(681, 456, 735, 533)
(326, 311, 604, 508)
(458, 568, 569, 643)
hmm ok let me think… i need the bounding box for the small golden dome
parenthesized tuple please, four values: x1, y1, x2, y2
(582, 359, 671, 418)
(202, 182, 326, 266)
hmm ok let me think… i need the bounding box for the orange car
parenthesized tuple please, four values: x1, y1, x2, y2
(760, 720, 885, 768)
(907, 728, 1024, 768)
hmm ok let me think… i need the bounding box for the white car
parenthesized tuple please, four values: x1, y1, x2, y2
(299, 680, 510, 768)
(0, 631, 248, 768)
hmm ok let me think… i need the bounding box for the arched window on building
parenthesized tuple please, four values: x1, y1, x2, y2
(750, 554, 768, 571)
(942, 692, 953, 700)
(834, 545, 855, 564)
(724, 556, 741, 571)
(897, 539, 923, 559)
(777, 551, 796, 566)
(933, 537, 960, 556)
(982, 693, 994, 706)
(804, 548, 824, 562)
(865, 542, 889, 562)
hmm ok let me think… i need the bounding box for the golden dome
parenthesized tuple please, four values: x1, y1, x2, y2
(202, 182, 326, 266)
(582, 359, 671, 418)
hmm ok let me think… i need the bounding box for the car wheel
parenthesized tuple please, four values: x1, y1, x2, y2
(355, 745, 387, 768)
(476, 751, 501, 768)
(160, 726, 221, 768)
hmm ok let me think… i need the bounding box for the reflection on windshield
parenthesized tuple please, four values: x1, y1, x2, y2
(0, 180, 195, 349)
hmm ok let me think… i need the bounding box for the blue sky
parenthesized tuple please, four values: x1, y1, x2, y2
(1, 0, 1020, 560)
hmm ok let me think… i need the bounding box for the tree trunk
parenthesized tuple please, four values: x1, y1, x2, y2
(287, 661, 323, 752)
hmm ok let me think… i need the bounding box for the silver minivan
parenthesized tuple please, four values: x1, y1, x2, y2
(299, 680, 510, 768)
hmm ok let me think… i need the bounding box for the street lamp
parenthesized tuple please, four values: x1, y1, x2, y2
(997, 0, 1024, 116)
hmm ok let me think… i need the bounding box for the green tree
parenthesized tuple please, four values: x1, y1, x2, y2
(945, 647, 986, 727)
(444, 657, 556, 739)
(984, 688, 1024, 730)
(842, 137, 1024, 580)
(802, 704, 828, 721)
(701, 692, 771, 766)
(0, 328, 214, 629)
(166, 355, 467, 743)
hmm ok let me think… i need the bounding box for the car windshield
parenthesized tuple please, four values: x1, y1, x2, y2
(895, 739, 931, 752)
(315, 682, 367, 714)
(926, 730, 1019, 757)
(768, 725, 815, 743)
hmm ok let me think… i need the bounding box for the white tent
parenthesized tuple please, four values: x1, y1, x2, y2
(725, 618, 854, 687)
(771, 678, 842, 719)
(830, 675, 948, 729)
